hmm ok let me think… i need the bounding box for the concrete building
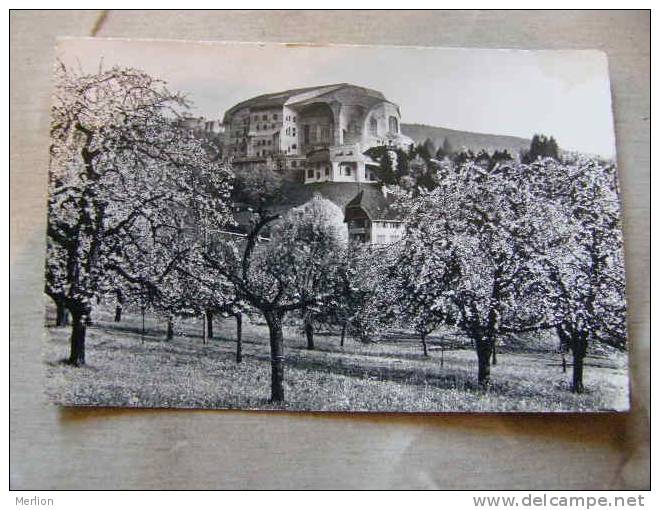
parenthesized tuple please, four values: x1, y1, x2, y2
(221, 84, 414, 183)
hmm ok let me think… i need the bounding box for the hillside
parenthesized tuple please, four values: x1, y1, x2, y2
(401, 123, 531, 155)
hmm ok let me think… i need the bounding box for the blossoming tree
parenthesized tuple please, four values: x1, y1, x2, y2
(46, 63, 233, 365)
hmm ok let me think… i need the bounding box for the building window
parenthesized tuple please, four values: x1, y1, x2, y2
(307, 169, 314, 178)
(273, 114, 278, 120)
(292, 144, 297, 150)
(291, 161, 297, 168)
(389, 116, 399, 134)
(369, 117, 378, 136)
(325, 167, 330, 176)
(292, 128, 296, 136)
(262, 114, 267, 121)
(293, 116, 296, 122)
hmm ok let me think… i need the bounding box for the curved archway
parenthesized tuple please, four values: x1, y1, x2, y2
(369, 116, 378, 136)
(297, 102, 335, 153)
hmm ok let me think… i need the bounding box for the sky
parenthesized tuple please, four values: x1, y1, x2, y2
(57, 38, 617, 158)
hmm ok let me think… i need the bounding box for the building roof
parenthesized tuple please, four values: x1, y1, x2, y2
(279, 181, 368, 209)
(222, 83, 389, 122)
(345, 187, 403, 221)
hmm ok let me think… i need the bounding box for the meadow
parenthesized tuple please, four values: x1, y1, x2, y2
(44, 306, 629, 413)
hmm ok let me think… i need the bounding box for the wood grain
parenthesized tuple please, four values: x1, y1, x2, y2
(10, 10, 650, 489)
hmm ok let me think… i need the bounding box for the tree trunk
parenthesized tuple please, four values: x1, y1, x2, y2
(491, 340, 497, 366)
(562, 353, 567, 373)
(115, 289, 124, 323)
(68, 312, 86, 366)
(304, 311, 314, 350)
(421, 332, 429, 357)
(440, 340, 444, 368)
(202, 311, 207, 345)
(265, 310, 285, 402)
(572, 351, 585, 393)
(572, 337, 587, 393)
(55, 300, 69, 327)
(166, 315, 174, 341)
(207, 310, 214, 339)
(141, 307, 146, 344)
(476, 337, 493, 387)
(235, 312, 243, 363)
(340, 321, 347, 347)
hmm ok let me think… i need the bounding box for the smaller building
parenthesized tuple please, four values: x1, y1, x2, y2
(177, 115, 225, 137)
(344, 186, 405, 245)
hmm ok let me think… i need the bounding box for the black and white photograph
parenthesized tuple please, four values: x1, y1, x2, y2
(44, 38, 629, 413)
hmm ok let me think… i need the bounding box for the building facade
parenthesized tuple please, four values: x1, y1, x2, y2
(221, 84, 414, 184)
(344, 187, 405, 245)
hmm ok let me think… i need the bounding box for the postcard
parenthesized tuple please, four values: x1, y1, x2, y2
(44, 38, 628, 412)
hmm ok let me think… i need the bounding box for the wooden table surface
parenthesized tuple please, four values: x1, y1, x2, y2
(9, 10, 650, 489)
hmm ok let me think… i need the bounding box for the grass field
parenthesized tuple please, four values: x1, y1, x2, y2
(44, 306, 630, 413)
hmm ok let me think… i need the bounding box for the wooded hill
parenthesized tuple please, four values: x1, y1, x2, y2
(401, 123, 531, 155)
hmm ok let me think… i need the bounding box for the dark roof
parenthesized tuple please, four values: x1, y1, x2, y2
(223, 83, 387, 122)
(345, 186, 403, 221)
(223, 84, 344, 119)
(279, 181, 368, 209)
(231, 181, 402, 229)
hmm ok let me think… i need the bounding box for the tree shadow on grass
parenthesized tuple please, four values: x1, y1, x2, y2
(90, 321, 167, 340)
(272, 350, 483, 393)
(270, 348, 602, 401)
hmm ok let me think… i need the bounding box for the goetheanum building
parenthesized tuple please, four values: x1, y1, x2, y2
(221, 83, 414, 184)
